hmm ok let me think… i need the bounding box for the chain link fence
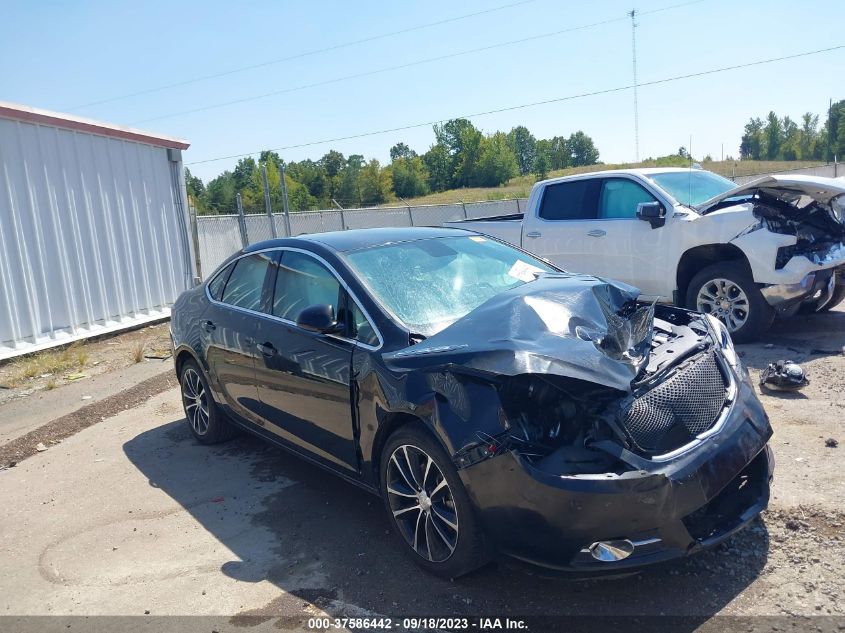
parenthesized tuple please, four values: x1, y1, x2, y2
(191, 161, 842, 279)
(192, 197, 524, 278)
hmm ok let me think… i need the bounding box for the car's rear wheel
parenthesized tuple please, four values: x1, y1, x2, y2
(380, 424, 488, 578)
(179, 359, 239, 444)
(686, 262, 773, 343)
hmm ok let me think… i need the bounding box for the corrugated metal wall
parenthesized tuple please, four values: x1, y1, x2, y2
(0, 117, 194, 359)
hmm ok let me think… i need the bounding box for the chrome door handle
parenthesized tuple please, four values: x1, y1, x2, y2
(587, 229, 606, 237)
(525, 231, 541, 238)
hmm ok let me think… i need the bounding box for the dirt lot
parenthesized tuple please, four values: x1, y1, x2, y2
(0, 322, 171, 406)
(0, 308, 843, 630)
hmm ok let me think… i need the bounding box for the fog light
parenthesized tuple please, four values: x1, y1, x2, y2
(588, 540, 635, 562)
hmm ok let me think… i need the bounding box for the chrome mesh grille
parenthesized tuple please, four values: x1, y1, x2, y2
(621, 351, 727, 454)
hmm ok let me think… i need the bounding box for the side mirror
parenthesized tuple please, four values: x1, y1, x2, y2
(636, 201, 667, 228)
(296, 304, 341, 334)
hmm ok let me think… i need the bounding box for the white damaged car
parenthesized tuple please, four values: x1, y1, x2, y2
(448, 169, 845, 341)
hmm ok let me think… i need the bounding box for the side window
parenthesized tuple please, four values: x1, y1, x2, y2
(347, 298, 379, 347)
(273, 252, 341, 322)
(538, 179, 599, 220)
(598, 178, 657, 219)
(207, 262, 234, 301)
(220, 253, 273, 311)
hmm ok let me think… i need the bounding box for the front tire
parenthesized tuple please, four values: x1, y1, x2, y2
(179, 359, 239, 444)
(380, 423, 488, 578)
(686, 262, 773, 343)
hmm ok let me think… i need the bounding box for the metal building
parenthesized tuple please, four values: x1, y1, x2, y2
(0, 101, 194, 360)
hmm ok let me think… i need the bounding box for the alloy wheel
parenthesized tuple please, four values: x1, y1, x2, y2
(181, 368, 209, 436)
(696, 278, 750, 332)
(386, 444, 459, 563)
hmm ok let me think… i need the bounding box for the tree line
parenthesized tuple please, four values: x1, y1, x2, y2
(739, 100, 845, 162)
(185, 119, 600, 214)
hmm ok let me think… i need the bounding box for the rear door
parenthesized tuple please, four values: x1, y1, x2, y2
(522, 177, 604, 274)
(253, 250, 360, 473)
(203, 252, 275, 422)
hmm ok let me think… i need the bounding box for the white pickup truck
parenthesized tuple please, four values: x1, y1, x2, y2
(447, 168, 845, 341)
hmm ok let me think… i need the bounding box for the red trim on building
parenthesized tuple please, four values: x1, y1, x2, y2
(0, 101, 190, 150)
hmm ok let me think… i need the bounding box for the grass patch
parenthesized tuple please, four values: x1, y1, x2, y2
(2, 342, 89, 388)
(130, 343, 145, 364)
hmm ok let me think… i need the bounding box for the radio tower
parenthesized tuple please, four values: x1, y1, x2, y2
(630, 9, 640, 162)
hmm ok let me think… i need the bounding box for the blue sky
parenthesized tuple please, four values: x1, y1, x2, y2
(2, 0, 842, 182)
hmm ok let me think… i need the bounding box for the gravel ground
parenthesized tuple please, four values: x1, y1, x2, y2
(0, 308, 843, 631)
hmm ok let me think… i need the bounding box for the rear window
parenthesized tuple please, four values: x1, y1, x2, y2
(220, 253, 274, 311)
(207, 262, 234, 301)
(538, 179, 599, 220)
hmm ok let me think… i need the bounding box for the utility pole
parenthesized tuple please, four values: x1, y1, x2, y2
(828, 98, 834, 164)
(630, 9, 640, 163)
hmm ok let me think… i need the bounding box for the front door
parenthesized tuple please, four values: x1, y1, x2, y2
(254, 250, 358, 472)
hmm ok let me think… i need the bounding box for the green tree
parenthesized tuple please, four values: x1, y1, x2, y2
(359, 159, 392, 205)
(204, 171, 236, 214)
(389, 142, 415, 161)
(391, 155, 430, 198)
(423, 142, 451, 192)
(287, 159, 327, 201)
(567, 131, 600, 166)
(799, 113, 819, 159)
(781, 116, 800, 160)
(336, 154, 365, 206)
(547, 136, 570, 170)
(533, 149, 550, 181)
(477, 132, 518, 187)
(764, 111, 783, 160)
(507, 125, 537, 175)
(434, 118, 482, 187)
(739, 117, 765, 160)
(232, 157, 257, 192)
(184, 168, 205, 211)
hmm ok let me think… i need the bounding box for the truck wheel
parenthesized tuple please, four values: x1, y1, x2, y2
(686, 262, 773, 343)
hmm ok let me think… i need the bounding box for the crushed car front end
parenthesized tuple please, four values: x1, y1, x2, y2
(386, 275, 773, 572)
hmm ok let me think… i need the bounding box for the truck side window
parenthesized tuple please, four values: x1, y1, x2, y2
(538, 180, 598, 220)
(599, 178, 657, 219)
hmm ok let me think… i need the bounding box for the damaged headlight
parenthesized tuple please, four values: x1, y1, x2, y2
(706, 314, 739, 368)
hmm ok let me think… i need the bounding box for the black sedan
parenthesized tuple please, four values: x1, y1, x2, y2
(170, 227, 773, 577)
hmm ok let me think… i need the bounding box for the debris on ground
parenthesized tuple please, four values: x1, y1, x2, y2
(785, 518, 801, 531)
(760, 360, 809, 391)
(66, 373, 87, 381)
(35, 442, 47, 452)
(825, 438, 839, 448)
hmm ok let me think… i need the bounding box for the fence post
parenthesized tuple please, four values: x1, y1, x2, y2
(188, 204, 203, 282)
(515, 198, 522, 214)
(261, 164, 278, 238)
(279, 163, 292, 236)
(235, 193, 249, 247)
(835, 157, 838, 178)
(460, 199, 468, 219)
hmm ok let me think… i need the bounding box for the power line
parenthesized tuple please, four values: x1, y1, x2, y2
(65, 0, 536, 111)
(186, 44, 845, 166)
(134, 0, 707, 125)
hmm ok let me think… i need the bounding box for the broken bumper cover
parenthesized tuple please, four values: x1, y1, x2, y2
(761, 267, 837, 313)
(459, 376, 773, 572)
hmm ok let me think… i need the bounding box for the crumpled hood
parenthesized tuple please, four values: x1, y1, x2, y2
(697, 175, 845, 214)
(383, 273, 655, 392)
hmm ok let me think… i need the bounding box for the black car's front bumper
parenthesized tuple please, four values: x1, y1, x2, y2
(459, 373, 773, 572)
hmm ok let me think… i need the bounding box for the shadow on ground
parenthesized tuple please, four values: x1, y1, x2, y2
(123, 420, 769, 625)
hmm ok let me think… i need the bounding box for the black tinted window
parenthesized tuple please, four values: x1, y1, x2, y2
(207, 262, 234, 301)
(221, 253, 273, 311)
(538, 179, 598, 220)
(273, 252, 341, 322)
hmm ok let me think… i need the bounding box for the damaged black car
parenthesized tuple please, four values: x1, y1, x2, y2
(170, 227, 774, 577)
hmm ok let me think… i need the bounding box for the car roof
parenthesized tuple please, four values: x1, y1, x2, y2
(245, 226, 472, 254)
(537, 167, 715, 185)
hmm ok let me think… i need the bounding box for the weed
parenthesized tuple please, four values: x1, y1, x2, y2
(45, 378, 56, 390)
(131, 343, 145, 364)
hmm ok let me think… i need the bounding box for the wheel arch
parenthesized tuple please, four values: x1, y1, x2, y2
(370, 411, 443, 493)
(677, 243, 751, 305)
